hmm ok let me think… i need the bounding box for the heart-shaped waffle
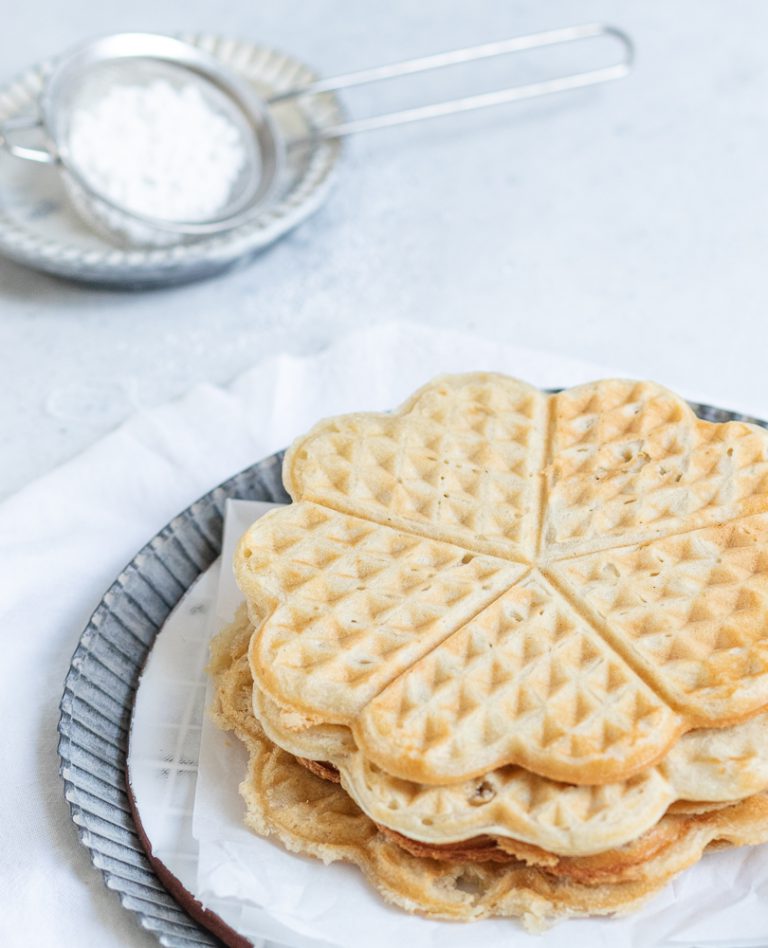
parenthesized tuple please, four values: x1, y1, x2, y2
(236, 374, 768, 786)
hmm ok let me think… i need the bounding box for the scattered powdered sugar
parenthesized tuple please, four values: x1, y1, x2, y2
(67, 79, 247, 222)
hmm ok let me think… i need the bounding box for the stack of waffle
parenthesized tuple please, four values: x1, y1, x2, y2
(210, 374, 768, 930)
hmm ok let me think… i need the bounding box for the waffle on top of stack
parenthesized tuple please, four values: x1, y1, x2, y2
(212, 374, 768, 928)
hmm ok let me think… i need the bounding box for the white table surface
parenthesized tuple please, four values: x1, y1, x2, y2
(1, 0, 767, 500)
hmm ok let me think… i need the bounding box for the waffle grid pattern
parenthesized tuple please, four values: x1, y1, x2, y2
(242, 378, 768, 785)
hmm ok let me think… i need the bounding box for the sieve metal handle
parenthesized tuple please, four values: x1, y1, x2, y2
(0, 113, 55, 163)
(271, 23, 633, 139)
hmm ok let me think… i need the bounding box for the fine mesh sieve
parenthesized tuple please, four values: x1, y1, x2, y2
(0, 26, 633, 248)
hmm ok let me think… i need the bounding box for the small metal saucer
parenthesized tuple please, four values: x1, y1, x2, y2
(0, 33, 345, 287)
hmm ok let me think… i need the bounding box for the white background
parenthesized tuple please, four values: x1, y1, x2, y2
(2, 0, 768, 498)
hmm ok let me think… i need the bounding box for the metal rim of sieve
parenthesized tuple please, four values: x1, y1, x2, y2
(0, 32, 286, 236)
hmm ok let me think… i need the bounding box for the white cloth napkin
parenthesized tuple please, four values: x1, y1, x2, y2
(0, 321, 748, 948)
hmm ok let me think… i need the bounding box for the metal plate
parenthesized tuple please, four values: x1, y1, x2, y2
(0, 34, 343, 288)
(58, 450, 289, 947)
(57, 398, 768, 946)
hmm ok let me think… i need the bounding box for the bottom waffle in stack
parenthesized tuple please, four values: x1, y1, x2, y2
(209, 608, 768, 932)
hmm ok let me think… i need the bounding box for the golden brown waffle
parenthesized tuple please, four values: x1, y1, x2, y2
(548, 517, 768, 725)
(211, 663, 768, 929)
(237, 502, 524, 725)
(283, 373, 548, 561)
(235, 374, 768, 786)
(352, 571, 678, 784)
(543, 380, 768, 556)
(255, 672, 768, 855)
(214, 609, 768, 860)
(375, 808, 744, 884)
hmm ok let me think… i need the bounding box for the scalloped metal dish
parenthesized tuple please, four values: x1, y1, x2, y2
(0, 34, 344, 287)
(58, 450, 289, 947)
(58, 398, 768, 947)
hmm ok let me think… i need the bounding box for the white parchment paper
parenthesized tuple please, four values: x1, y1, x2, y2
(191, 497, 768, 948)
